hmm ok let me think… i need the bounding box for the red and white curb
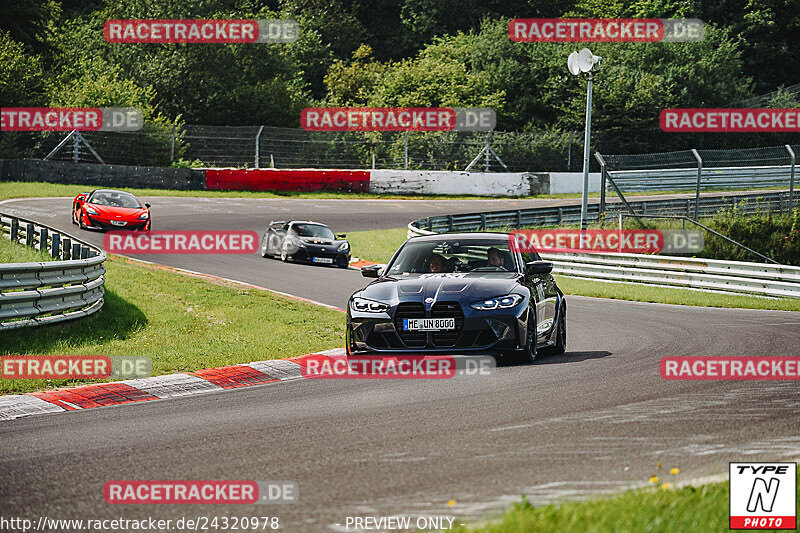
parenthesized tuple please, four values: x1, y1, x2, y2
(0, 348, 346, 422)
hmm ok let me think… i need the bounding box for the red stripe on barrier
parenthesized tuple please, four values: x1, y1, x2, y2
(205, 168, 370, 192)
(31, 383, 159, 410)
(191, 365, 278, 389)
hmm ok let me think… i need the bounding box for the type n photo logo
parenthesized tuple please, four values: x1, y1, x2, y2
(729, 462, 796, 529)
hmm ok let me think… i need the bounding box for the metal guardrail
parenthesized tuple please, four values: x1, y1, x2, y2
(412, 191, 795, 234)
(0, 214, 106, 329)
(406, 194, 800, 299)
(607, 165, 794, 192)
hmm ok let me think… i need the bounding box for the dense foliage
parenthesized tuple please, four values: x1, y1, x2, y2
(1, 0, 799, 165)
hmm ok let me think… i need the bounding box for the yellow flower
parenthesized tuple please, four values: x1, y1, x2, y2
(447, 500, 456, 506)
(662, 483, 671, 490)
(670, 468, 680, 475)
(649, 476, 659, 484)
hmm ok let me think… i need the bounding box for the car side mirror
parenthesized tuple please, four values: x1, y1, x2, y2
(361, 265, 382, 278)
(77, 194, 86, 202)
(145, 202, 151, 208)
(526, 260, 553, 275)
(336, 233, 346, 239)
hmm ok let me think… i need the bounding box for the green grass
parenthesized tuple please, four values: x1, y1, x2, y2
(0, 180, 511, 201)
(457, 469, 800, 532)
(346, 227, 800, 312)
(0, 237, 55, 263)
(0, 255, 344, 394)
(1, 180, 779, 203)
(452, 478, 736, 533)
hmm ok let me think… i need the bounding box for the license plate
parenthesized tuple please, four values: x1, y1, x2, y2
(312, 257, 334, 264)
(110, 220, 126, 226)
(403, 318, 455, 331)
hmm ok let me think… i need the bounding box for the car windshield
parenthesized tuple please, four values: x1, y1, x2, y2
(386, 238, 517, 275)
(293, 224, 335, 239)
(89, 191, 141, 208)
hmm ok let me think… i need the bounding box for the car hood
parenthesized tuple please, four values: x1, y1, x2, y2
(355, 272, 522, 304)
(87, 203, 146, 219)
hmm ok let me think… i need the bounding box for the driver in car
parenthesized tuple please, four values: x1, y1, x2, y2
(429, 254, 452, 273)
(487, 247, 508, 270)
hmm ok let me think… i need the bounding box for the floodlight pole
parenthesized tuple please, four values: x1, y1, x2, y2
(579, 71, 593, 233)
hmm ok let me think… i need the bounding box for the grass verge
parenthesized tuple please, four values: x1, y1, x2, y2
(346, 227, 800, 312)
(0, 254, 344, 395)
(0, 236, 55, 263)
(451, 476, 741, 533)
(0, 180, 779, 203)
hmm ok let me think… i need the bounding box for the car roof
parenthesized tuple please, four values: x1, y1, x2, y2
(407, 232, 510, 242)
(90, 189, 136, 196)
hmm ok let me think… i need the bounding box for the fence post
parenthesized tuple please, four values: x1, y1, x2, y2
(786, 144, 796, 213)
(10, 218, 18, 242)
(63, 238, 71, 259)
(51, 233, 60, 259)
(72, 243, 81, 259)
(595, 152, 607, 215)
(26, 223, 35, 246)
(404, 131, 409, 169)
(73, 131, 80, 163)
(691, 149, 702, 220)
(170, 124, 176, 163)
(39, 227, 48, 252)
(255, 126, 264, 169)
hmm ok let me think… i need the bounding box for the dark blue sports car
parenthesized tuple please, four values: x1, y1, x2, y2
(346, 233, 566, 363)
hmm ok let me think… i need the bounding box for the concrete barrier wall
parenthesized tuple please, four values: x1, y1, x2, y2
(0, 159, 599, 195)
(369, 170, 549, 196)
(0, 159, 205, 190)
(548, 172, 602, 194)
(205, 168, 369, 192)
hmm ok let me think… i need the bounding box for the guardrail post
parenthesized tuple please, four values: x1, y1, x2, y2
(691, 149, 702, 220)
(255, 125, 264, 169)
(51, 233, 60, 259)
(26, 223, 35, 246)
(72, 243, 81, 259)
(557, 208, 563, 225)
(516, 210, 522, 228)
(63, 238, 71, 259)
(448, 215, 453, 232)
(39, 227, 48, 252)
(786, 145, 796, 212)
(480, 213, 486, 230)
(426, 217, 432, 231)
(80, 246, 89, 259)
(10, 218, 18, 242)
(595, 152, 607, 215)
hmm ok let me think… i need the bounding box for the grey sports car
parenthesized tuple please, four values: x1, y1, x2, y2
(261, 220, 351, 268)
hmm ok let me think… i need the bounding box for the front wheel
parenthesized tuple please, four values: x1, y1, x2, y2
(540, 302, 566, 356)
(504, 311, 536, 365)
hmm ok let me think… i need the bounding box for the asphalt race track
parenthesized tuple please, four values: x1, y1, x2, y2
(2, 196, 800, 532)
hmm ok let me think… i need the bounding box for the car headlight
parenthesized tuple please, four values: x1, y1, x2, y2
(351, 297, 390, 313)
(138, 212, 149, 220)
(470, 294, 524, 311)
(85, 206, 99, 215)
(338, 241, 349, 252)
